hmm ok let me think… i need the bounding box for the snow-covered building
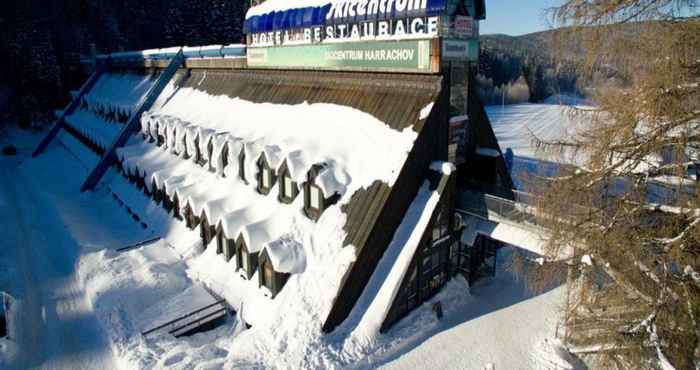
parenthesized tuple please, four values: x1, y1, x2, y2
(36, 0, 511, 340)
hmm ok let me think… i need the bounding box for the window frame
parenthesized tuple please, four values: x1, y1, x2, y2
(309, 184, 322, 210)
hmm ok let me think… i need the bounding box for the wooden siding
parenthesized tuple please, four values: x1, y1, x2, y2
(323, 76, 448, 332)
(258, 249, 291, 298)
(381, 171, 458, 332)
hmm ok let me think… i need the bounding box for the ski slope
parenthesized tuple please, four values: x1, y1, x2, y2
(486, 102, 593, 166)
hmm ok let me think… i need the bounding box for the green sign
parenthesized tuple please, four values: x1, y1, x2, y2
(247, 40, 434, 73)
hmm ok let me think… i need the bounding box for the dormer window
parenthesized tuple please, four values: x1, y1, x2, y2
(152, 180, 162, 204)
(261, 260, 274, 291)
(182, 135, 190, 159)
(170, 128, 178, 154)
(309, 185, 322, 210)
(235, 234, 259, 280)
(184, 203, 199, 230)
(200, 211, 214, 247)
(238, 150, 246, 182)
(258, 239, 303, 298)
(257, 156, 277, 195)
(303, 164, 342, 221)
(156, 124, 165, 147)
(283, 176, 295, 199)
(194, 136, 204, 165)
(172, 193, 182, 220)
(207, 140, 215, 172)
(220, 143, 230, 176)
(277, 159, 300, 204)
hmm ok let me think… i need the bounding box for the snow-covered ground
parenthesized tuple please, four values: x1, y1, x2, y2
(0, 115, 574, 369)
(0, 128, 147, 370)
(376, 250, 569, 370)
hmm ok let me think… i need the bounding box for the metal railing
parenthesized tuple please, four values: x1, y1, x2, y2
(458, 186, 598, 231)
(458, 189, 543, 230)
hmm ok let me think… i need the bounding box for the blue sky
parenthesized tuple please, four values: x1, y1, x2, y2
(480, 0, 559, 36)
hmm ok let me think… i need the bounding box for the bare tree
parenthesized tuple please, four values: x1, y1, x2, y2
(534, 1, 700, 369)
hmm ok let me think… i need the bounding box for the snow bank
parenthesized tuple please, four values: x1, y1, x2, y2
(264, 238, 306, 274)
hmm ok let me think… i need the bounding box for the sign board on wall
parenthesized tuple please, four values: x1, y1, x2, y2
(250, 16, 440, 47)
(248, 40, 434, 73)
(441, 39, 478, 61)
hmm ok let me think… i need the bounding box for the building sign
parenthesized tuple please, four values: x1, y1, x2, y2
(247, 40, 433, 73)
(453, 16, 475, 38)
(441, 39, 478, 61)
(250, 16, 440, 47)
(326, 0, 434, 22)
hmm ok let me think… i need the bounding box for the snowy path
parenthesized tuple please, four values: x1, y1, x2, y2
(0, 133, 145, 370)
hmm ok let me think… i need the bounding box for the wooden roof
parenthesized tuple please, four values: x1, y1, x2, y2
(174, 69, 443, 254)
(178, 69, 442, 132)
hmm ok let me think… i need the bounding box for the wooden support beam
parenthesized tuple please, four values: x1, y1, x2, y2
(32, 68, 104, 157)
(80, 49, 185, 193)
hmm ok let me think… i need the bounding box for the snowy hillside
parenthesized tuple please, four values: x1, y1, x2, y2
(486, 102, 594, 166)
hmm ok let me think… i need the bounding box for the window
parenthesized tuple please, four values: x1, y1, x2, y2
(195, 137, 203, 164)
(216, 232, 224, 255)
(225, 239, 235, 261)
(221, 145, 229, 172)
(182, 136, 189, 159)
(310, 185, 322, 209)
(262, 260, 274, 289)
(239, 152, 246, 181)
(241, 248, 249, 273)
(262, 169, 271, 189)
(284, 176, 294, 198)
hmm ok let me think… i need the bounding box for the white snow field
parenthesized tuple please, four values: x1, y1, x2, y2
(486, 101, 595, 192)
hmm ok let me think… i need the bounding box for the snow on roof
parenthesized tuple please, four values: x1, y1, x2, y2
(347, 175, 444, 342)
(280, 150, 311, 183)
(238, 214, 291, 253)
(314, 164, 349, 197)
(246, 0, 332, 18)
(84, 73, 155, 113)
(263, 238, 306, 274)
(261, 144, 284, 169)
(151, 87, 417, 203)
(219, 205, 271, 239)
(65, 109, 121, 149)
(460, 216, 550, 257)
(420, 102, 434, 120)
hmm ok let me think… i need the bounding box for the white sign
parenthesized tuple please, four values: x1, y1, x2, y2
(326, 0, 430, 22)
(250, 16, 440, 48)
(442, 39, 471, 61)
